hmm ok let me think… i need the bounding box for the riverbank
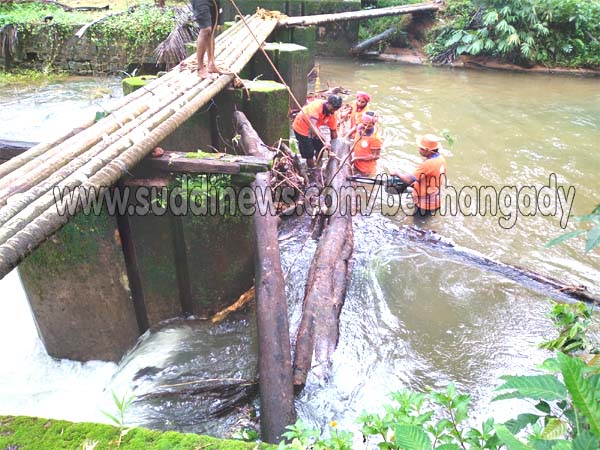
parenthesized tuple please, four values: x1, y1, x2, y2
(372, 47, 600, 77)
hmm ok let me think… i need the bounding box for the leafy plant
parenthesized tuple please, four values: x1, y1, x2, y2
(546, 204, 600, 253)
(101, 391, 135, 447)
(102, 390, 134, 429)
(540, 302, 596, 354)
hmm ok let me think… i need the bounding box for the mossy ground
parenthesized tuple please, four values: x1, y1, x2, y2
(0, 416, 271, 450)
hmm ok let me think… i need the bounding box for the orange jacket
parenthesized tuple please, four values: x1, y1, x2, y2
(411, 153, 447, 210)
(349, 100, 367, 128)
(353, 128, 382, 176)
(293, 100, 337, 136)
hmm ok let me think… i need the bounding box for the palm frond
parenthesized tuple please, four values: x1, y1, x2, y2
(154, 6, 199, 69)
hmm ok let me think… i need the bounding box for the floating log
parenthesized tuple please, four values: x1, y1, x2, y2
(136, 378, 258, 419)
(394, 225, 600, 306)
(235, 111, 295, 443)
(293, 138, 355, 390)
(280, 2, 439, 27)
(350, 27, 397, 55)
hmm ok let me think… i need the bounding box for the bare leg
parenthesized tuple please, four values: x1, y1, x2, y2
(196, 26, 212, 79)
(206, 28, 223, 74)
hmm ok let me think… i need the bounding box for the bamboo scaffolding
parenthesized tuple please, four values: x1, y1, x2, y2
(280, 2, 439, 27)
(0, 18, 254, 227)
(0, 17, 248, 182)
(0, 16, 278, 278)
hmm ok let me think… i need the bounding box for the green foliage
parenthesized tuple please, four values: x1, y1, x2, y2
(540, 302, 595, 354)
(426, 0, 600, 68)
(89, 5, 176, 62)
(546, 204, 600, 253)
(101, 391, 135, 429)
(278, 420, 352, 450)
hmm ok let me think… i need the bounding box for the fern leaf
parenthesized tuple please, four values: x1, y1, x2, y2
(557, 353, 600, 437)
(493, 375, 567, 402)
(394, 424, 432, 450)
(494, 424, 534, 450)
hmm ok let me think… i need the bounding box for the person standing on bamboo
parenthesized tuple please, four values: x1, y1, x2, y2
(292, 95, 342, 169)
(191, 0, 223, 79)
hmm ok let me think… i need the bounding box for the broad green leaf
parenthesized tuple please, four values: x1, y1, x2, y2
(545, 230, 585, 248)
(532, 440, 571, 450)
(495, 424, 534, 450)
(540, 418, 567, 440)
(494, 375, 567, 401)
(394, 424, 432, 450)
(585, 224, 600, 253)
(557, 353, 600, 437)
(435, 445, 461, 450)
(505, 413, 541, 434)
(572, 430, 599, 450)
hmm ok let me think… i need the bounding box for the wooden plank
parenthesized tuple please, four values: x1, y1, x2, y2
(1, 142, 270, 174)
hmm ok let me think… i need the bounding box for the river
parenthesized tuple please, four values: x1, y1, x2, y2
(0, 60, 599, 443)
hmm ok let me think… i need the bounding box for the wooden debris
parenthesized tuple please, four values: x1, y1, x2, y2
(211, 286, 256, 324)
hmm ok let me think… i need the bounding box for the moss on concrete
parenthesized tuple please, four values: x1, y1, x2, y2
(0, 416, 272, 450)
(241, 80, 289, 146)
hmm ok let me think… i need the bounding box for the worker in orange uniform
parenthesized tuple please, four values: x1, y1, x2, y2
(390, 134, 447, 216)
(348, 111, 382, 176)
(350, 91, 371, 128)
(292, 95, 342, 169)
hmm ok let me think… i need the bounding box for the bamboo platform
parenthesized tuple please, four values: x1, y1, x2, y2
(0, 14, 278, 279)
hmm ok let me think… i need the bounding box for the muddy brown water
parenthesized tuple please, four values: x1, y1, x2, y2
(0, 60, 598, 441)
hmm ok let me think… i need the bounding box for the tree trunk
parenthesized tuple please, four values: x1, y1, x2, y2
(280, 2, 439, 27)
(293, 138, 354, 390)
(233, 111, 275, 159)
(252, 173, 296, 443)
(350, 27, 397, 54)
(235, 110, 296, 443)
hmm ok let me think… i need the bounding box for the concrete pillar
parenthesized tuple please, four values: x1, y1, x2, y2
(252, 43, 311, 105)
(18, 210, 140, 362)
(123, 178, 183, 327)
(121, 75, 213, 152)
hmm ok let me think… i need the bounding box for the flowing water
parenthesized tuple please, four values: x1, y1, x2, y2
(0, 61, 599, 442)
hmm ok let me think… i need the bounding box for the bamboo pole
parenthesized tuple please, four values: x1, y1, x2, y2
(0, 17, 278, 277)
(0, 19, 251, 198)
(280, 2, 439, 27)
(0, 18, 269, 243)
(0, 17, 249, 181)
(0, 18, 254, 224)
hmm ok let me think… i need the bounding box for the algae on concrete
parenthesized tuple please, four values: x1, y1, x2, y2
(0, 416, 273, 450)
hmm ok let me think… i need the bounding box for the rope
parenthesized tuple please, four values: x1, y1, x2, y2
(225, 0, 330, 149)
